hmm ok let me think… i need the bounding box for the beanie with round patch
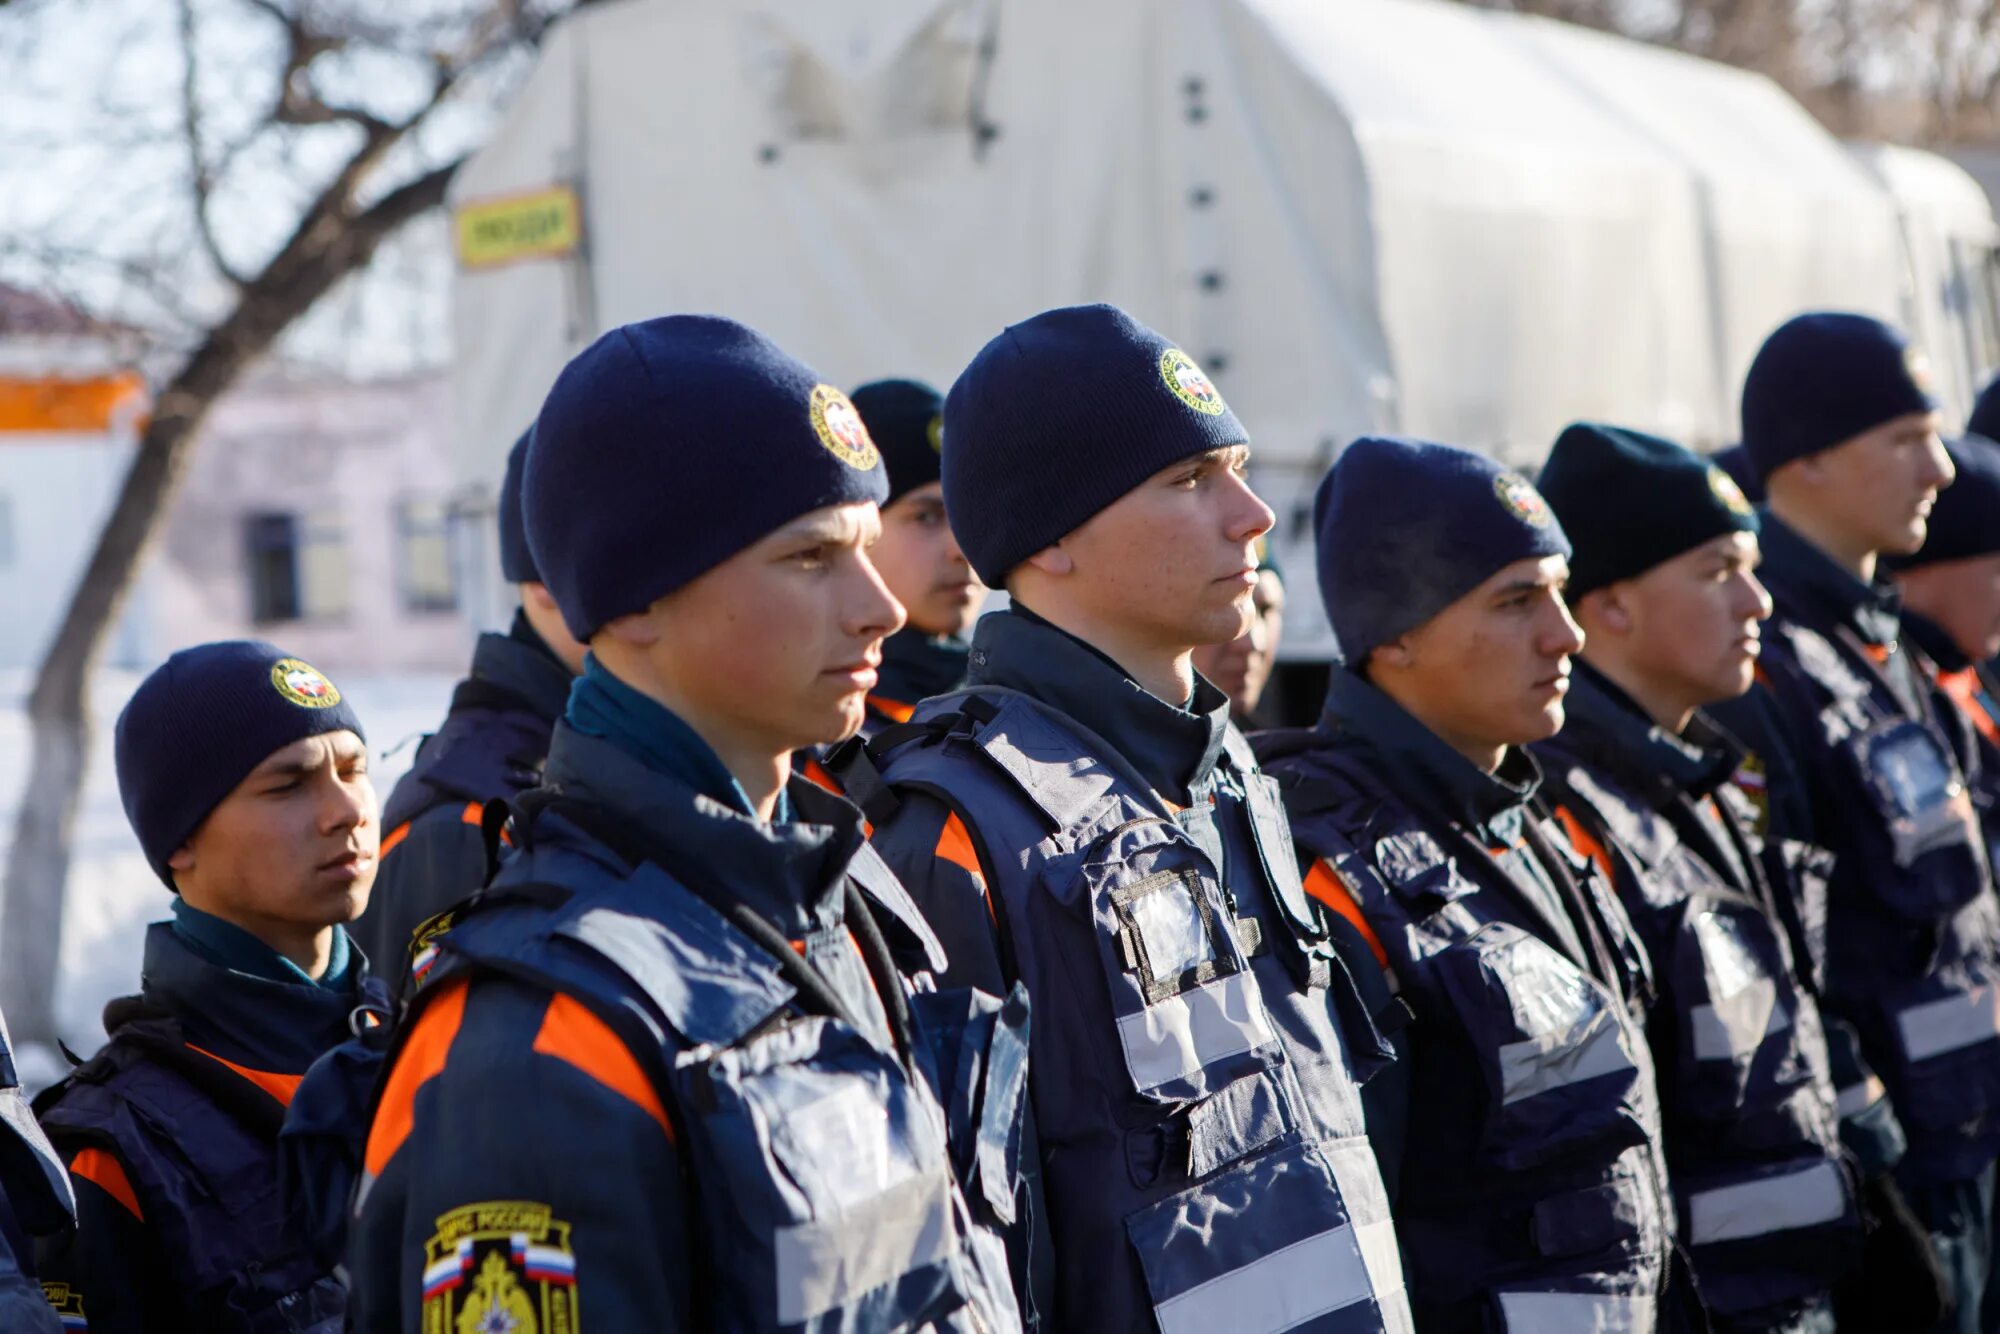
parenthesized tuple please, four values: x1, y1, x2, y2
(942, 304, 1250, 586)
(115, 641, 366, 889)
(527, 315, 889, 640)
(1741, 312, 1938, 478)
(1538, 422, 1760, 599)
(1316, 436, 1572, 665)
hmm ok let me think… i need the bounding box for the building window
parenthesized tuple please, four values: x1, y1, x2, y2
(396, 498, 458, 613)
(245, 510, 348, 622)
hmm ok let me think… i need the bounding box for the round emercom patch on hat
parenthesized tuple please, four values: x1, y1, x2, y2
(270, 658, 342, 709)
(927, 414, 943, 454)
(1708, 466, 1754, 517)
(1159, 348, 1227, 416)
(1905, 346, 1936, 394)
(1493, 472, 1554, 528)
(809, 384, 881, 471)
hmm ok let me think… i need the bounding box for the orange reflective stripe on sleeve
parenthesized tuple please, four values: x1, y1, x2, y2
(379, 820, 414, 860)
(1942, 667, 2000, 747)
(935, 812, 997, 924)
(1303, 861, 1389, 970)
(532, 993, 675, 1144)
(1554, 806, 1618, 884)
(869, 695, 916, 724)
(185, 1044, 303, 1107)
(69, 1146, 142, 1222)
(364, 976, 470, 1177)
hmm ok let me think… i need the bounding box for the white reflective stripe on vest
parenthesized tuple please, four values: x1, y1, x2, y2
(1117, 969, 1275, 1092)
(1688, 1160, 1848, 1245)
(1836, 1075, 1887, 1119)
(1497, 1008, 1637, 1106)
(1152, 1221, 1378, 1334)
(774, 1171, 954, 1324)
(1690, 980, 1790, 1063)
(1497, 1291, 1655, 1333)
(1897, 985, 2000, 1063)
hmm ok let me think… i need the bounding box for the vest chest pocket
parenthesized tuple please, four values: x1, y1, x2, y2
(1845, 719, 1987, 917)
(1081, 820, 1282, 1105)
(1675, 904, 1814, 1125)
(684, 1017, 967, 1331)
(1433, 923, 1649, 1173)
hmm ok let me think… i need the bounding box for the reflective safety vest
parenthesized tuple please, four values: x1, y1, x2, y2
(1261, 740, 1672, 1334)
(1, 1017, 70, 1334)
(34, 1010, 345, 1333)
(1537, 737, 1861, 1321)
(390, 800, 1027, 1334)
(856, 688, 1414, 1334)
(1749, 620, 2000, 1188)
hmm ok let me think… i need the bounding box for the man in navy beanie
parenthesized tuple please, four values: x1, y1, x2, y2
(34, 641, 378, 1332)
(1535, 424, 1878, 1333)
(348, 314, 1027, 1333)
(833, 379, 982, 739)
(1710, 311, 2000, 1334)
(352, 427, 587, 994)
(1254, 435, 1678, 1331)
(847, 304, 1413, 1331)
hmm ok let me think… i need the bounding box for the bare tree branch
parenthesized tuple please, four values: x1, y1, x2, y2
(176, 0, 247, 287)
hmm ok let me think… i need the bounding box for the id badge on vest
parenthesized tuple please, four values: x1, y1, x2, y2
(1855, 719, 1978, 868)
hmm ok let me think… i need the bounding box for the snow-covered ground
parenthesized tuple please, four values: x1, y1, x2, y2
(0, 668, 456, 1081)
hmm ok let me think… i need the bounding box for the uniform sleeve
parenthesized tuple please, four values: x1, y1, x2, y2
(0, 1195, 59, 1334)
(353, 807, 492, 997)
(1711, 677, 1909, 1177)
(868, 791, 1011, 997)
(347, 973, 692, 1333)
(32, 1145, 169, 1334)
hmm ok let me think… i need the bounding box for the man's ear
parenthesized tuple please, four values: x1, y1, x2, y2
(1368, 635, 1415, 675)
(599, 603, 664, 649)
(1021, 542, 1074, 578)
(522, 581, 561, 615)
(167, 843, 195, 873)
(1579, 585, 1633, 638)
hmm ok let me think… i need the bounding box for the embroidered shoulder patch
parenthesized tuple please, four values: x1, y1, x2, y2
(41, 1281, 86, 1331)
(808, 384, 881, 471)
(1492, 472, 1554, 528)
(1159, 347, 1228, 416)
(270, 658, 341, 709)
(422, 1200, 578, 1333)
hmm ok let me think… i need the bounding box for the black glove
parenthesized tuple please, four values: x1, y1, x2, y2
(1835, 1173, 1952, 1331)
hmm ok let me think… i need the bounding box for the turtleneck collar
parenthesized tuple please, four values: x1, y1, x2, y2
(1319, 666, 1542, 838)
(1758, 511, 1906, 648)
(966, 605, 1231, 803)
(171, 898, 352, 990)
(139, 919, 364, 1074)
(565, 653, 790, 824)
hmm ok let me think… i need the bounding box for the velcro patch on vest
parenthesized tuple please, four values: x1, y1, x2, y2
(41, 1281, 86, 1330)
(421, 1200, 578, 1333)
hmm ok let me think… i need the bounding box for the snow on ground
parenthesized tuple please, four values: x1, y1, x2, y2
(0, 668, 455, 1080)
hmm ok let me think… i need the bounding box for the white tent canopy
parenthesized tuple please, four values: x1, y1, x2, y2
(452, 0, 1996, 657)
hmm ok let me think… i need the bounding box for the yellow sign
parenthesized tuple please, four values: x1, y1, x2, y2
(455, 186, 583, 270)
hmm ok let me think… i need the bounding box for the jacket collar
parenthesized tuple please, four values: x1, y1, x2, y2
(1319, 666, 1542, 839)
(1902, 607, 1971, 673)
(541, 721, 860, 941)
(1758, 512, 1906, 648)
(132, 921, 363, 1076)
(966, 605, 1230, 802)
(873, 628, 970, 712)
(471, 614, 576, 723)
(1548, 662, 1742, 806)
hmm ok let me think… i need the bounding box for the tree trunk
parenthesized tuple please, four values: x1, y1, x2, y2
(0, 158, 462, 1053)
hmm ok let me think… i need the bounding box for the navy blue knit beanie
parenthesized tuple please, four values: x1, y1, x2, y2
(851, 379, 944, 507)
(527, 315, 889, 640)
(1969, 373, 2000, 444)
(942, 304, 1250, 586)
(1538, 423, 1760, 599)
(1316, 437, 1572, 664)
(1896, 435, 2000, 568)
(115, 641, 366, 889)
(1742, 312, 1938, 479)
(497, 428, 537, 584)
(1710, 443, 1766, 504)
